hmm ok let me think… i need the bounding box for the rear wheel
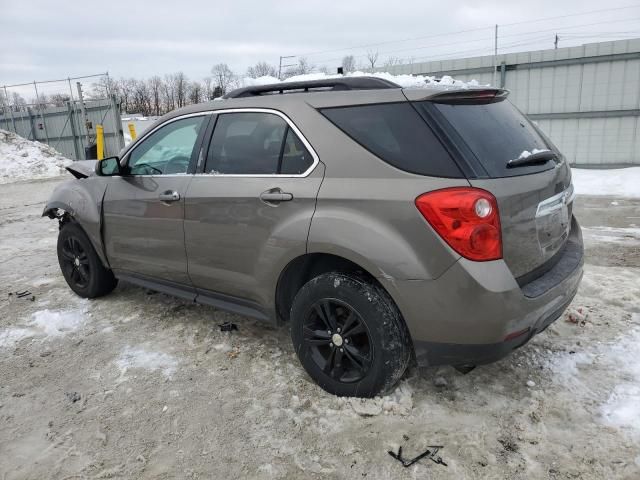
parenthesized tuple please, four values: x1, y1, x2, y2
(57, 222, 117, 298)
(290, 272, 411, 397)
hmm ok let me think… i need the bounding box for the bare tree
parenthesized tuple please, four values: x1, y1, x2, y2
(283, 57, 314, 78)
(173, 72, 188, 108)
(202, 77, 214, 101)
(246, 61, 278, 78)
(163, 74, 176, 112)
(147, 76, 163, 116)
(211, 63, 236, 94)
(50, 93, 71, 107)
(189, 81, 203, 105)
(117, 78, 136, 113)
(366, 50, 379, 70)
(90, 76, 119, 99)
(384, 56, 403, 68)
(341, 55, 356, 73)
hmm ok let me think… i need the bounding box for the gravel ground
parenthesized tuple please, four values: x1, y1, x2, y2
(1, 177, 639, 479)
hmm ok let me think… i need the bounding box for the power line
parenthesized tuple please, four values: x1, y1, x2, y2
(291, 4, 640, 60)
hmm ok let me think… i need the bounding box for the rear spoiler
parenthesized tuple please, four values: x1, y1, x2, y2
(427, 89, 509, 105)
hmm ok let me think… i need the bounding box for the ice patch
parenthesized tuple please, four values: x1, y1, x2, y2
(600, 324, 640, 436)
(0, 309, 86, 349)
(30, 309, 84, 336)
(116, 346, 178, 378)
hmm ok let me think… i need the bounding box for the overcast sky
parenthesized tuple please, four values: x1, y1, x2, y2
(1, 0, 640, 96)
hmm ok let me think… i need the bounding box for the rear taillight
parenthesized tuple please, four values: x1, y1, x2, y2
(415, 187, 502, 261)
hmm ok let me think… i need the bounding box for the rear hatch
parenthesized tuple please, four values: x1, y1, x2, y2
(410, 90, 573, 280)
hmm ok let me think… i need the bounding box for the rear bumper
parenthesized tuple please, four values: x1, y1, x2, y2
(380, 217, 584, 367)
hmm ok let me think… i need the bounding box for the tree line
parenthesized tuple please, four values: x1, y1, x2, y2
(1, 51, 418, 117)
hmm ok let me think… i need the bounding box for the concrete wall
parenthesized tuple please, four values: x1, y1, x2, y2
(378, 38, 640, 167)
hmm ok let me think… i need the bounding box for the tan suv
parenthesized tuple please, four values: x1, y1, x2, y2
(44, 77, 583, 397)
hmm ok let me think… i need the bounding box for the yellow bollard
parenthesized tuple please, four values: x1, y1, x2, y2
(128, 122, 137, 141)
(96, 124, 104, 160)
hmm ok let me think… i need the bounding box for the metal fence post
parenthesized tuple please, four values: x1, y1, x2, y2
(500, 62, 507, 88)
(33, 81, 50, 143)
(3, 86, 18, 133)
(66, 102, 81, 160)
(26, 107, 36, 141)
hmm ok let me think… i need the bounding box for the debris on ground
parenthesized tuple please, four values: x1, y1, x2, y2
(8, 290, 36, 301)
(219, 321, 238, 332)
(388, 445, 447, 468)
(65, 392, 81, 403)
(566, 307, 588, 325)
(526, 380, 536, 387)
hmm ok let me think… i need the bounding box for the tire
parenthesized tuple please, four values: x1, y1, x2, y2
(57, 222, 117, 298)
(290, 272, 411, 397)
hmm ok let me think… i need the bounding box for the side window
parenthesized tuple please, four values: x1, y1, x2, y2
(280, 127, 313, 175)
(127, 116, 205, 175)
(321, 103, 462, 178)
(204, 112, 314, 175)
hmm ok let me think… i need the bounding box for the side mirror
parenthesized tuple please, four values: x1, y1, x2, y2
(95, 156, 122, 176)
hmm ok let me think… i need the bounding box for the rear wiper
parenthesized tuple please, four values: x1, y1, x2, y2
(507, 150, 557, 168)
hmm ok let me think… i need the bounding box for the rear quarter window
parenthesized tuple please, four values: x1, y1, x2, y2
(321, 103, 463, 178)
(425, 99, 555, 178)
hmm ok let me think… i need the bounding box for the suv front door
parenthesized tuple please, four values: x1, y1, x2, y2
(184, 110, 324, 311)
(103, 114, 209, 286)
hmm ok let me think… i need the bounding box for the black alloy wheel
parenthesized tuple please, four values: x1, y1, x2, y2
(303, 298, 373, 383)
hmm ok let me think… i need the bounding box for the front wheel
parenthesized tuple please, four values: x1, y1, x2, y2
(57, 222, 117, 298)
(290, 272, 411, 397)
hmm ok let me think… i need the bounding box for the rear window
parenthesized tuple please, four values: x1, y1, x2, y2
(321, 103, 462, 178)
(427, 99, 554, 177)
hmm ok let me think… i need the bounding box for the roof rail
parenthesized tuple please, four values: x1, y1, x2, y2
(223, 76, 401, 99)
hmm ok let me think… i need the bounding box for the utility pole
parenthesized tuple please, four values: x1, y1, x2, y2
(554, 34, 559, 49)
(278, 55, 297, 80)
(492, 24, 499, 87)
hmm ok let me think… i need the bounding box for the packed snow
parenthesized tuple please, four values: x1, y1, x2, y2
(0, 129, 72, 184)
(0, 308, 86, 349)
(116, 345, 178, 378)
(572, 167, 640, 198)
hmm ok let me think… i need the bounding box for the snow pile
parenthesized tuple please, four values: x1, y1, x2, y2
(347, 382, 413, 416)
(600, 322, 640, 436)
(0, 309, 86, 349)
(236, 71, 481, 90)
(0, 129, 72, 184)
(572, 167, 640, 198)
(116, 346, 178, 378)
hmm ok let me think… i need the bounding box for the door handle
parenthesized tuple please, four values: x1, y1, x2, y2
(159, 191, 180, 202)
(260, 189, 293, 204)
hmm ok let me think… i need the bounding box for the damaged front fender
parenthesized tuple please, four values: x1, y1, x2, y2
(43, 177, 109, 266)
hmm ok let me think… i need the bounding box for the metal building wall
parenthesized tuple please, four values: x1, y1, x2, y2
(0, 96, 125, 160)
(379, 38, 640, 167)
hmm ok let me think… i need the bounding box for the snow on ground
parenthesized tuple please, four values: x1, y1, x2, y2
(572, 167, 640, 198)
(0, 129, 72, 184)
(0, 308, 86, 349)
(1, 177, 640, 478)
(115, 345, 178, 378)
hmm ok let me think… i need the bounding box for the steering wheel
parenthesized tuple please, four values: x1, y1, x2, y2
(130, 163, 163, 175)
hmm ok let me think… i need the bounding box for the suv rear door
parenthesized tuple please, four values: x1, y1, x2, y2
(184, 109, 324, 309)
(412, 92, 573, 280)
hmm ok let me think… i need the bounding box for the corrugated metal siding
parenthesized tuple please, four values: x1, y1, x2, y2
(0, 97, 124, 160)
(379, 38, 640, 166)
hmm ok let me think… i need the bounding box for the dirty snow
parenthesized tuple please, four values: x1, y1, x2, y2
(572, 167, 640, 198)
(0, 308, 85, 349)
(1, 175, 640, 478)
(115, 345, 178, 378)
(0, 129, 72, 184)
